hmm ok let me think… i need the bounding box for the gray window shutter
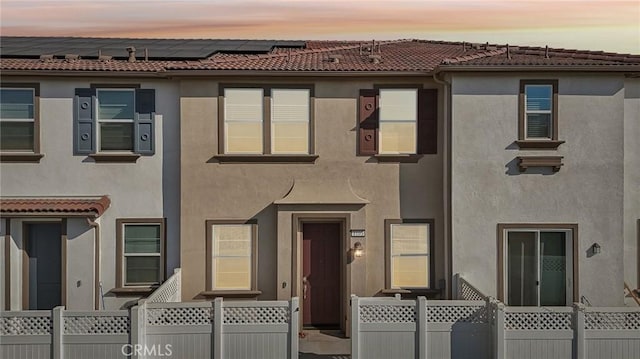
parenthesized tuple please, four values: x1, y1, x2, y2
(134, 89, 155, 155)
(74, 88, 96, 155)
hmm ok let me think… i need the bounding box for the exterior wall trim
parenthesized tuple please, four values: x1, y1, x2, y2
(4, 218, 10, 310)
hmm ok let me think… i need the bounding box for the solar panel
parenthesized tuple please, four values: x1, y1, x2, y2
(0, 37, 306, 59)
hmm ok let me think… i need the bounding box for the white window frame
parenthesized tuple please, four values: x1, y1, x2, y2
(524, 84, 553, 140)
(0, 87, 36, 152)
(502, 228, 573, 306)
(122, 222, 163, 286)
(389, 222, 430, 289)
(96, 88, 136, 152)
(210, 223, 257, 291)
(223, 88, 264, 154)
(378, 88, 418, 154)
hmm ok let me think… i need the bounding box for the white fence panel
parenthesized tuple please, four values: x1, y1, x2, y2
(63, 310, 129, 359)
(584, 307, 640, 359)
(503, 307, 574, 359)
(0, 310, 52, 359)
(427, 301, 491, 359)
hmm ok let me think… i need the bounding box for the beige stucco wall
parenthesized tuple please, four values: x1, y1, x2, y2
(450, 73, 627, 306)
(180, 77, 445, 306)
(623, 77, 640, 305)
(0, 77, 181, 310)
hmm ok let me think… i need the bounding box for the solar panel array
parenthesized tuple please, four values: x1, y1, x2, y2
(0, 37, 306, 60)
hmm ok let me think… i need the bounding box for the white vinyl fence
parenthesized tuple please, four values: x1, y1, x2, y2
(145, 268, 181, 303)
(1, 297, 299, 359)
(351, 296, 640, 359)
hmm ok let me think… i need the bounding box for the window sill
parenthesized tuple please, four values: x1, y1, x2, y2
(199, 290, 262, 298)
(88, 153, 141, 163)
(517, 156, 564, 172)
(374, 154, 423, 163)
(212, 154, 318, 164)
(110, 286, 157, 296)
(515, 140, 565, 150)
(0, 153, 44, 163)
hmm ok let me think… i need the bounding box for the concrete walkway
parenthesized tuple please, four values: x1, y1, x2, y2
(298, 330, 351, 359)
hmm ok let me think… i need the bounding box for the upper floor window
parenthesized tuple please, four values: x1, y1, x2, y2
(358, 88, 437, 157)
(97, 89, 135, 151)
(517, 80, 563, 149)
(0, 85, 38, 152)
(74, 86, 155, 158)
(221, 86, 312, 155)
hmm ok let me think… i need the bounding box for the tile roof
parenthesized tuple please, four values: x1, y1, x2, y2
(1, 37, 638, 74)
(0, 196, 111, 217)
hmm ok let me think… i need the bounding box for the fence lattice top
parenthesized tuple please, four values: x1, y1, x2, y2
(427, 304, 488, 323)
(64, 315, 130, 335)
(505, 311, 572, 330)
(0, 315, 52, 335)
(147, 306, 214, 326)
(360, 304, 416, 323)
(585, 311, 640, 330)
(224, 306, 289, 324)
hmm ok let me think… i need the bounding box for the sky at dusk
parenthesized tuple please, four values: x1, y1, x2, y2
(1, 0, 639, 54)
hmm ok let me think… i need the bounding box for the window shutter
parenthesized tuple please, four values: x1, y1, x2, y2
(74, 88, 96, 155)
(358, 89, 378, 155)
(417, 89, 438, 154)
(134, 89, 155, 155)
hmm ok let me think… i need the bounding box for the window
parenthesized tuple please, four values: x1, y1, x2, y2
(220, 86, 313, 156)
(74, 86, 155, 157)
(206, 220, 258, 291)
(116, 219, 165, 287)
(0, 85, 38, 153)
(498, 224, 577, 306)
(385, 219, 434, 289)
(517, 80, 562, 149)
(358, 88, 437, 157)
(97, 89, 135, 151)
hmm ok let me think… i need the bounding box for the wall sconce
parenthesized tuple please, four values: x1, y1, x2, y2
(353, 242, 364, 258)
(591, 243, 601, 254)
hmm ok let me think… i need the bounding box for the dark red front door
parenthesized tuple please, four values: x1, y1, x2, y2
(302, 223, 341, 328)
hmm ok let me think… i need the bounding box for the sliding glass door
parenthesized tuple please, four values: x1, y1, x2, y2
(506, 230, 572, 306)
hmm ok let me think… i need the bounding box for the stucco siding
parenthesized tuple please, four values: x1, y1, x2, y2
(624, 77, 640, 305)
(451, 73, 626, 306)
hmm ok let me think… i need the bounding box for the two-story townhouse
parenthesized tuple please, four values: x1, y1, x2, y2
(0, 37, 182, 310)
(1, 37, 638, 320)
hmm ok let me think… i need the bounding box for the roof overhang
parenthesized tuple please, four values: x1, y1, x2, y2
(0, 196, 111, 218)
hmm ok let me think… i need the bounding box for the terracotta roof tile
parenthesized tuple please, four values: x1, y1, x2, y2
(0, 196, 111, 217)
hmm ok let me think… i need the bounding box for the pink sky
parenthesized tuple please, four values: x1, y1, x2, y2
(1, 0, 638, 54)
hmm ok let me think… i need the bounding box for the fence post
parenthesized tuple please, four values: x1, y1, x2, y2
(289, 297, 299, 359)
(417, 296, 427, 359)
(213, 297, 223, 359)
(131, 300, 147, 359)
(52, 306, 64, 359)
(492, 299, 505, 359)
(573, 303, 586, 359)
(351, 295, 360, 359)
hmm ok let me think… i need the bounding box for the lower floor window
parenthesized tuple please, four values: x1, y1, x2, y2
(501, 225, 576, 306)
(386, 219, 433, 289)
(206, 221, 258, 291)
(117, 219, 165, 287)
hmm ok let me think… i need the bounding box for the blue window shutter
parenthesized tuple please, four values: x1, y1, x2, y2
(134, 89, 155, 155)
(74, 88, 96, 155)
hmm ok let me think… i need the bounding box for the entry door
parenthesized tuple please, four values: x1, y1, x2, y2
(27, 223, 62, 310)
(302, 223, 341, 328)
(506, 230, 572, 306)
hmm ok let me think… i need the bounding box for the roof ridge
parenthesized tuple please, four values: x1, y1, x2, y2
(441, 48, 507, 65)
(207, 39, 412, 64)
(512, 46, 640, 63)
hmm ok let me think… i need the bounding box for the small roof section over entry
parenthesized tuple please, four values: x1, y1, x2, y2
(274, 179, 369, 205)
(0, 196, 111, 217)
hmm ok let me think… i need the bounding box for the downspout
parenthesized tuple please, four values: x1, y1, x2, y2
(433, 70, 453, 299)
(86, 217, 102, 309)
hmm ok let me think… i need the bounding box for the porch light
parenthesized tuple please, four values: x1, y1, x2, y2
(591, 243, 601, 254)
(354, 242, 364, 257)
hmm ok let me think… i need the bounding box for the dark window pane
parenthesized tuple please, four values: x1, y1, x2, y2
(0, 121, 34, 151)
(526, 114, 551, 138)
(125, 256, 160, 284)
(125, 225, 161, 254)
(98, 90, 134, 120)
(100, 123, 133, 151)
(525, 85, 552, 111)
(507, 231, 537, 306)
(0, 89, 34, 119)
(540, 232, 567, 306)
